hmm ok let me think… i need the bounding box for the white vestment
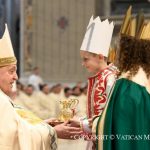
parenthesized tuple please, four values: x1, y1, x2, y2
(0, 90, 57, 150)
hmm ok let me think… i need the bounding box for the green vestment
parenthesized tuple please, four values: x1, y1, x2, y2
(96, 78, 150, 150)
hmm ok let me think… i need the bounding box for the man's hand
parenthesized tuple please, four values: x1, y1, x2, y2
(54, 121, 82, 139)
(69, 116, 80, 128)
(44, 118, 58, 124)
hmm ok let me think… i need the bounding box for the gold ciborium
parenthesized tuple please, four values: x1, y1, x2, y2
(59, 99, 79, 121)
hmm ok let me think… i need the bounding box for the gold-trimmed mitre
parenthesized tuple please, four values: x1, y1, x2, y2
(0, 24, 17, 67)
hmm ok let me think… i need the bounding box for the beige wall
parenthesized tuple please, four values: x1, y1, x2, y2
(22, 0, 95, 83)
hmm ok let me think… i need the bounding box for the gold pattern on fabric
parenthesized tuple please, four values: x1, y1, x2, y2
(0, 57, 17, 67)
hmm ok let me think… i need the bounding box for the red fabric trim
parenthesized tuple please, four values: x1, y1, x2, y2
(87, 65, 117, 118)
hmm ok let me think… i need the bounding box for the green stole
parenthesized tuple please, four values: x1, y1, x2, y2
(96, 78, 150, 150)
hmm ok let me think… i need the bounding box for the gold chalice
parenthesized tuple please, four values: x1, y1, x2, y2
(59, 98, 79, 121)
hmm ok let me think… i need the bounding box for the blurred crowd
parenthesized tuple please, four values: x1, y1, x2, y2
(13, 67, 88, 120)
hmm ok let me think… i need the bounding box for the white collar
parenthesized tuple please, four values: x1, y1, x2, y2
(120, 67, 150, 93)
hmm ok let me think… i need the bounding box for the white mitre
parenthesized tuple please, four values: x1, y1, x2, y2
(0, 24, 17, 67)
(80, 16, 114, 57)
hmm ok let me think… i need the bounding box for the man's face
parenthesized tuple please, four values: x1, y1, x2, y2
(0, 64, 18, 95)
(42, 85, 50, 95)
(80, 51, 101, 73)
(34, 68, 39, 75)
(25, 86, 34, 96)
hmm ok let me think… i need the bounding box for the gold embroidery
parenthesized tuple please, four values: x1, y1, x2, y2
(0, 57, 17, 66)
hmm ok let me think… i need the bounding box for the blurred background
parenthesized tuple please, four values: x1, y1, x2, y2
(0, 0, 150, 85)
